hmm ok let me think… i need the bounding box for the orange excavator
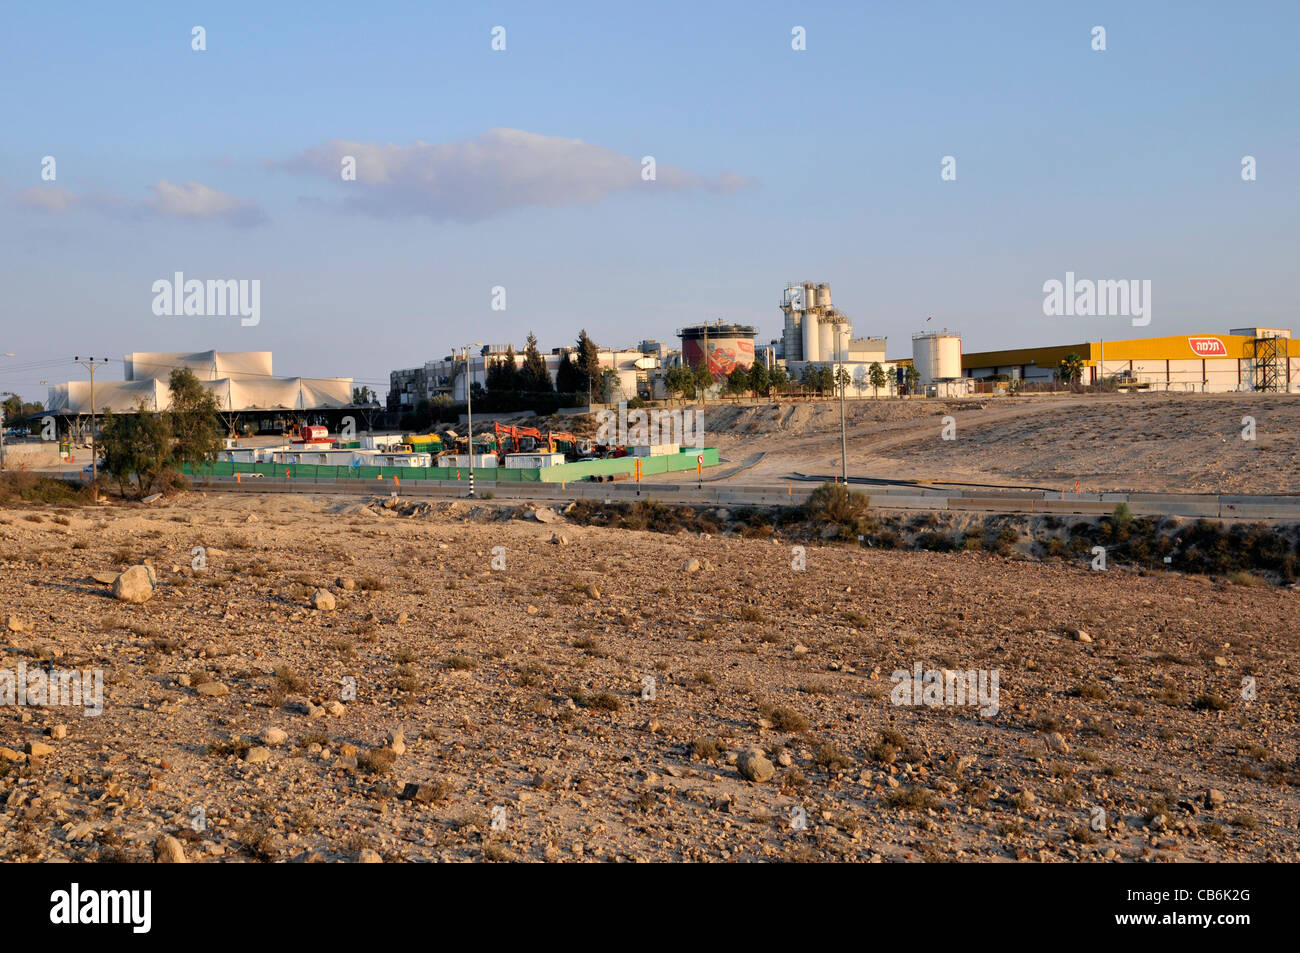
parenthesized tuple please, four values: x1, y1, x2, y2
(493, 422, 582, 459)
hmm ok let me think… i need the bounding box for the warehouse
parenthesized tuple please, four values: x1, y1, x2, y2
(963, 328, 1295, 392)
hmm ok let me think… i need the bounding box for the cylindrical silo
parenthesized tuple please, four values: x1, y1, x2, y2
(802, 313, 818, 364)
(912, 335, 936, 384)
(804, 283, 818, 310)
(817, 283, 831, 309)
(820, 320, 837, 363)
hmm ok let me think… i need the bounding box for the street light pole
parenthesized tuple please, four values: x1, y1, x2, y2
(463, 343, 483, 498)
(836, 319, 847, 485)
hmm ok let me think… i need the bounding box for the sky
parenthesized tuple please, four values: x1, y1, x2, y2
(2, 0, 1297, 402)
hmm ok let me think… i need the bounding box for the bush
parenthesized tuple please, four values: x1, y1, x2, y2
(802, 483, 870, 524)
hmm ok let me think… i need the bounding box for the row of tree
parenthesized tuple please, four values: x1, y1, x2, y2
(663, 360, 923, 399)
(2, 394, 44, 424)
(475, 330, 608, 411)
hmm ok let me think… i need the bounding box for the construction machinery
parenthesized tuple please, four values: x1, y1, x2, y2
(493, 422, 582, 460)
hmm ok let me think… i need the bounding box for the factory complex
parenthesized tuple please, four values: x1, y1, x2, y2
(389, 282, 1295, 410)
(36, 287, 1297, 472)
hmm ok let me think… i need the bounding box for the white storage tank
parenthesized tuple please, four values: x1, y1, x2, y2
(817, 283, 831, 309)
(912, 332, 963, 383)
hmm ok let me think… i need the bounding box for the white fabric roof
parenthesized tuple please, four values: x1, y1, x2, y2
(124, 351, 274, 383)
(49, 352, 352, 414)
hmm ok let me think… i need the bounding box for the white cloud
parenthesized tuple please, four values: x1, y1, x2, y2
(147, 180, 265, 225)
(10, 180, 264, 226)
(14, 185, 78, 212)
(276, 128, 754, 221)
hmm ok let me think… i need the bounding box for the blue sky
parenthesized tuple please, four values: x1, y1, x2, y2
(2, 0, 1297, 400)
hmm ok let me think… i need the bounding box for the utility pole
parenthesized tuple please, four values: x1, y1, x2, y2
(836, 319, 847, 485)
(75, 357, 109, 502)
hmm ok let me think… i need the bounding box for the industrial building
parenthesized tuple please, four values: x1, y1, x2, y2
(778, 282, 889, 369)
(46, 351, 357, 435)
(388, 343, 659, 414)
(776, 282, 907, 393)
(963, 328, 1295, 392)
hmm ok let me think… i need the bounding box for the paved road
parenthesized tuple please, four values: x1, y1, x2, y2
(162, 472, 1300, 521)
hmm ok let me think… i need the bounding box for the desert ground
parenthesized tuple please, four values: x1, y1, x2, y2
(1, 486, 1296, 862)
(690, 393, 1300, 494)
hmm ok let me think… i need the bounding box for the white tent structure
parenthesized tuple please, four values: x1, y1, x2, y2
(47, 351, 353, 414)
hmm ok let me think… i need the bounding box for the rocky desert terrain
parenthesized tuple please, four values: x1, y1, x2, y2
(1, 487, 1297, 862)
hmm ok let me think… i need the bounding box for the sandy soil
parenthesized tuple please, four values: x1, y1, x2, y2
(1, 492, 1296, 862)
(696, 394, 1300, 494)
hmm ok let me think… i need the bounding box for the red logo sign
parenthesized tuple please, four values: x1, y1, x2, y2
(1188, 336, 1227, 357)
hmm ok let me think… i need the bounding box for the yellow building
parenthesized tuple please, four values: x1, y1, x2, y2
(963, 328, 1294, 392)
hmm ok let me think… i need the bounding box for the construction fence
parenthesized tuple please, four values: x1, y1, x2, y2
(184, 448, 721, 484)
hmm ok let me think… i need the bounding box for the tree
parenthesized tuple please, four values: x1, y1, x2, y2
(1058, 352, 1084, 384)
(869, 362, 888, 398)
(485, 356, 506, 392)
(575, 330, 601, 400)
(904, 365, 921, 396)
(822, 367, 837, 394)
(748, 360, 769, 397)
(555, 351, 580, 394)
(835, 366, 852, 396)
(805, 365, 834, 395)
(664, 364, 695, 402)
(166, 368, 224, 469)
(351, 385, 376, 405)
(769, 365, 789, 394)
(599, 368, 622, 403)
(99, 403, 172, 499)
(520, 333, 552, 393)
(727, 365, 750, 396)
(692, 363, 715, 398)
